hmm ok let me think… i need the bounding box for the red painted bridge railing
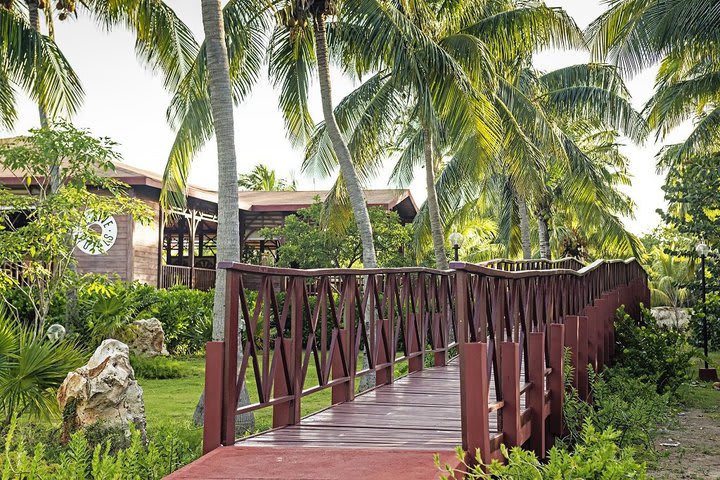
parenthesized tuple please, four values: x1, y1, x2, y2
(453, 258, 648, 462)
(202, 257, 649, 462)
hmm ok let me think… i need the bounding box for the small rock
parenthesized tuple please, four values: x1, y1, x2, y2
(713, 382, 720, 391)
(128, 318, 168, 357)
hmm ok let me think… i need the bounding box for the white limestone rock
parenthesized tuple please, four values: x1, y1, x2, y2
(128, 318, 169, 357)
(57, 339, 146, 438)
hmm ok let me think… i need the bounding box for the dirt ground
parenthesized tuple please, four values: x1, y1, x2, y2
(650, 407, 720, 479)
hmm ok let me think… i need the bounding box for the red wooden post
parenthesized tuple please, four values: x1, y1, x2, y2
(203, 341, 224, 454)
(528, 332, 546, 458)
(433, 313, 447, 367)
(331, 328, 353, 404)
(376, 319, 393, 386)
(272, 337, 295, 428)
(459, 341, 491, 464)
(564, 316, 579, 390)
(548, 323, 565, 442)
(577, 316, 589, 401)
(221, 270, 240, 446)
(408, 313, 423, 373)
(501, 342, 521, 447)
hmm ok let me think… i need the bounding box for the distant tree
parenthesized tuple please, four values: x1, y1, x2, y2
(238, 164, 296, 191)
(261, 201, 411, 269)
(0, 123, 151, 333)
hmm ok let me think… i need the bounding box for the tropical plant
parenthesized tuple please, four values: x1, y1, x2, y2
(238, 164, 296, 191)
(0, 6, 83, 130)
(647, 247, 692, 314)
(0, 313, 85, 428)
(588, 0, 720, 163)
(261, 201, 412, 269)
(0, 123, 151, 332)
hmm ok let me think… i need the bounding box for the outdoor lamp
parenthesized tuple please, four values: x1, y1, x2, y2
(449, 232, 464, 262)
(46, 324, 66, 342)
(696, 240, 718, 382)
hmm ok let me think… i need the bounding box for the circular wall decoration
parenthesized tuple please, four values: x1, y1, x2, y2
(77, 215, 118, 255)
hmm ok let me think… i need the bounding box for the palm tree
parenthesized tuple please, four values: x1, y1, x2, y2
(304, 0, 586, 268)
(196, 0, 253, 433)
(647, 247, 692, 326)
(0, 7, 83, 131)
(238, 164, 296, 191)
(587, 0, 720, 163)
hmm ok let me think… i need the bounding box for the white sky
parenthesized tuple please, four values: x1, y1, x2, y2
(6, 0, 692, 235)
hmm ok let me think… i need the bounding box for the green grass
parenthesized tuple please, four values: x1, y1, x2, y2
(139, 352, 425, 435)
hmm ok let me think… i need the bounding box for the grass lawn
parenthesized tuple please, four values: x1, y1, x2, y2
(139, 352, 420, 435)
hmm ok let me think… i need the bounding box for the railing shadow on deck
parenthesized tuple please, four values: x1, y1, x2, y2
(201, 257, 650, 465)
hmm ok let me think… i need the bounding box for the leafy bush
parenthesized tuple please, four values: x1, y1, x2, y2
(439, 421, 647, 479)
(563, 368, 673, 451)
(614, 306, 694, 394)
(689, 292, 720, 352)
(1, 418, 201, 479)
(130, 355, 187, 380)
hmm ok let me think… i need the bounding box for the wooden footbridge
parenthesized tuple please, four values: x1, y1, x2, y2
(169, 258, 648, 479)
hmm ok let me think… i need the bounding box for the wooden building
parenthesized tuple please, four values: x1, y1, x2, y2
(0, 162, 418, 290)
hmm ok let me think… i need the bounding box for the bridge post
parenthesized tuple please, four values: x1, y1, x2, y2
(459, 341, 491, 464)
(221, 270, 240, 446)
(501, 342, 521, 448)
(272, 337, 295, 428)
(332, 328, 354, 404)
(547, 323, 565, 446)
(564, 316, 579, 390)
(577, 316, 589, 401)
(528, 332, 546, 458)
(376, 319, 393, 386)
(203, 341, 224, 454)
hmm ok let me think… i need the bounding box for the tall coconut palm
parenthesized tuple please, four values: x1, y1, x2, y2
(304, 0, 585, 268)
(187, 0, 255, 434)
(587, 0, 720, 162)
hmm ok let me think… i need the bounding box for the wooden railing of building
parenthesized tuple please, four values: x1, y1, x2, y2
(159, 265, 216, 291)
(202, 258, 649, 461)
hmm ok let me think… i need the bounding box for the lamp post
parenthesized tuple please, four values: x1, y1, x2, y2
(449, 232, 463, 262)
(696, 240, 718, 381)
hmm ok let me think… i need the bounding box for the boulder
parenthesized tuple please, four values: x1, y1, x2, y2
(57, 339, 146, 441)
(128, 318, 168, 357)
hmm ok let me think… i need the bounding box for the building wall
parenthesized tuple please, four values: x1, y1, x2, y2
(75, 214, 133, 280)
(132, 199, 161, 286)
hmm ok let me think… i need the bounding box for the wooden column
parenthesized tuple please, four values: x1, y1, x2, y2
(157, 207, 164, 288)
(564, 316, 580, 390)
(203, 341, 224, 454)
(548, 323, 565, 443)
(459, 341, 491, 464)
(221, 270, 239, 446)
(577, 316, 589, 401)
(189, 210, 196, 288)
(501, 342, 521, 447)
(528, 332, 546, 458)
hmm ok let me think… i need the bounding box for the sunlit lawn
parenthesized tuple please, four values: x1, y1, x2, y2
(140, 352, 416, 435)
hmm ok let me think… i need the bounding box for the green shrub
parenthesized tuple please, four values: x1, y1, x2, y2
(439, 421, 647, 479)
(1, 417, 201, 479)
(614, 306, 694, 394)
(130, 355, 187, 380)
(689, 292, 720, 352)
(563, 368, 673, 451)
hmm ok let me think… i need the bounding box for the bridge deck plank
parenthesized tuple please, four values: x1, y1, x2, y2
(238, 361, 524, 451)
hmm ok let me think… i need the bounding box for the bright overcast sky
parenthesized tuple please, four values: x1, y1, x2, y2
(6, 0, 691, 235)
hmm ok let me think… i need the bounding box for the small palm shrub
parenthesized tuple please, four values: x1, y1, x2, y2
(0, 314, 85, 428)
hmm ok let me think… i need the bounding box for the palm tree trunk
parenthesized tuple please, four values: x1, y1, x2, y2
(515, 191, 532, 260)
(200, 0, 253, 434)
(537, 210, 551, 259)
(27, 0, 59, 194)
(423, 128, 448, 269)
(313, 15, 377, 269)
